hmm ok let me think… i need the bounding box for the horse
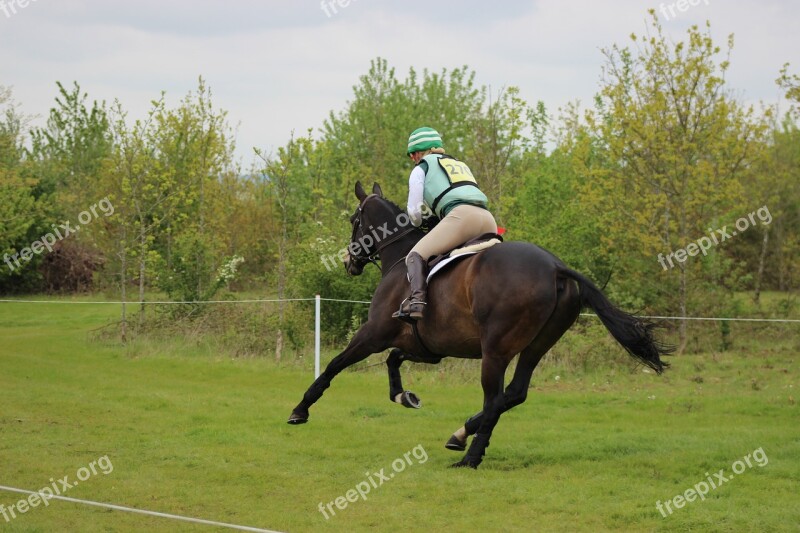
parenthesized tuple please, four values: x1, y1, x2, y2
(288, 181, 671, 468)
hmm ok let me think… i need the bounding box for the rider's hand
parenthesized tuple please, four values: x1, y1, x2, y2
(420, 216, 440, 232)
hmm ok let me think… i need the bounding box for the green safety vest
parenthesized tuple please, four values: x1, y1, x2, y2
(419, 154, 488, 218)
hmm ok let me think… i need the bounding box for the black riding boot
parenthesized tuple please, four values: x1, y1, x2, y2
(393, 252, 429, 322)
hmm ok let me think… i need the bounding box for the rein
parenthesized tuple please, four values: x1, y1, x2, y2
(373, 226, 416, 259)
(349, 195, 417, 268)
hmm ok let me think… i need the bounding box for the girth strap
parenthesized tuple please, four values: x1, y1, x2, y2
(411, 321, 441, 360)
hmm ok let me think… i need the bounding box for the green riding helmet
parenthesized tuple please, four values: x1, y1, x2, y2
(407, 127, 443, 154)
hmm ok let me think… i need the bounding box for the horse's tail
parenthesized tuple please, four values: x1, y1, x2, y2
(558, 267, 673, 374)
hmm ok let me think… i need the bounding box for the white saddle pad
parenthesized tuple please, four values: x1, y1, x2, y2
(424, 238, 501, 282)
(426, 252, 477, 283)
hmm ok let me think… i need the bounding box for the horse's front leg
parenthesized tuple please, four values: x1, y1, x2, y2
(288, 326, 386, 424)
(386, 348, 442, 409)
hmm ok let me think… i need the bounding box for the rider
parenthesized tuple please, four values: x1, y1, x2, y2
(393, 127, 498, 321)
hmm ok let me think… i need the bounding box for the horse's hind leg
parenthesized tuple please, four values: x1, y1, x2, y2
(451, 352, 510, 468)
(447, 279, 580, 454)
(445, 343, 547, 451)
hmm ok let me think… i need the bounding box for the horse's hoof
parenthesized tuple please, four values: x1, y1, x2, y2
(400, 391, 421, 409)
(450, 458, 479, 469)
(287, 411, 308, 425)
(445, 435, 467, 452)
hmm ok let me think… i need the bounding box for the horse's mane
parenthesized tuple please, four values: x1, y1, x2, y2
(378, 196, 405, 214)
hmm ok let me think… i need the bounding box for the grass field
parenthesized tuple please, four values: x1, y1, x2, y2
(0, 298, 798, 532)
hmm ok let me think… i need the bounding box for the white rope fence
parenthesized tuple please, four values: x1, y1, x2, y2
(1, 296, 797, 322)
(0, 298, 316, 304)
(0, 485, 281, 532)
(1, 296, 798, 379)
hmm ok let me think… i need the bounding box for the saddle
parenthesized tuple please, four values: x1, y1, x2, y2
(426, 233, 503, 281)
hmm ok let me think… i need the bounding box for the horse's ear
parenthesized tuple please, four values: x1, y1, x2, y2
(355, 181, 367, 201)
(372, 183, 383, 197)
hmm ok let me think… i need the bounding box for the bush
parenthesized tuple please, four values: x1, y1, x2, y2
(40, 239, 103, 293)
(286, 224, 381, 343)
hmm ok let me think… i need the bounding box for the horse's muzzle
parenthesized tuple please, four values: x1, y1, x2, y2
(344, 253, 365, 276)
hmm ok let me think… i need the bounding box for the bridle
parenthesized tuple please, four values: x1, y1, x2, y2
(348, 195, 416, 271)
(348, 202, 379, 270)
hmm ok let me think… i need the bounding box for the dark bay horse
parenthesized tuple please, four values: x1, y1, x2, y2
(288, 182, 671, 468)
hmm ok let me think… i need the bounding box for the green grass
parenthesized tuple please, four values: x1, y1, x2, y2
(0, 298, 798, 532)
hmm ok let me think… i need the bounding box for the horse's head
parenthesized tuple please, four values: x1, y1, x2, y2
(344, 181, 411, 276)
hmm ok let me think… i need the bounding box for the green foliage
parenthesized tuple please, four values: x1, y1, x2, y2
(28, 81, 112, 208)
(154, 229, 242, 304)
(100, 79, 241, 313)
(576, 13, 770, 348)
(0, 86, 51, 292)
(777, 63, 800, 115)
(506, 115, 608, 281)
(739, 114, 800, 292)
(285, 224, 380, 342)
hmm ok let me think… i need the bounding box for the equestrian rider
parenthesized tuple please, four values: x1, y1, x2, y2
(393, 127, 498, 321)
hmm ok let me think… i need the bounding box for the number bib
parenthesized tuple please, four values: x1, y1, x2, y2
(438, 157, 477, 185)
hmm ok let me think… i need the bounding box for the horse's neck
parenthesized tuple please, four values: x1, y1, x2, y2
(370, 203, 422, 276)
(379, 234, 420, 277)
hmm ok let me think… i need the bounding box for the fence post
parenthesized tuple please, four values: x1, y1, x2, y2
(315, 294, 321, 379)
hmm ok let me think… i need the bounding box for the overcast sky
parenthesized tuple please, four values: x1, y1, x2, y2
(2, 0, 798, 166)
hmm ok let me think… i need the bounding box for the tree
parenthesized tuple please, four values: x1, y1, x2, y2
(19, 82, 113, 293)
(28, 82, 111, 214)
(466, 86, 533, 223)
(582, 12, 767, 351)
(744, 113, 800, 297)
(320, 59, 496, 208)
(0, 86, 52, 293)
(149, 78, 237, 305)
(507, 101, 610, 280)
(104, 98, 163, 339)
(256, 133, 315, 360)
(101, 79, 240, 338)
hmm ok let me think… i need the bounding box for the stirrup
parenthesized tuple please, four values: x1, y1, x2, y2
(392, 297, 426, 323)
